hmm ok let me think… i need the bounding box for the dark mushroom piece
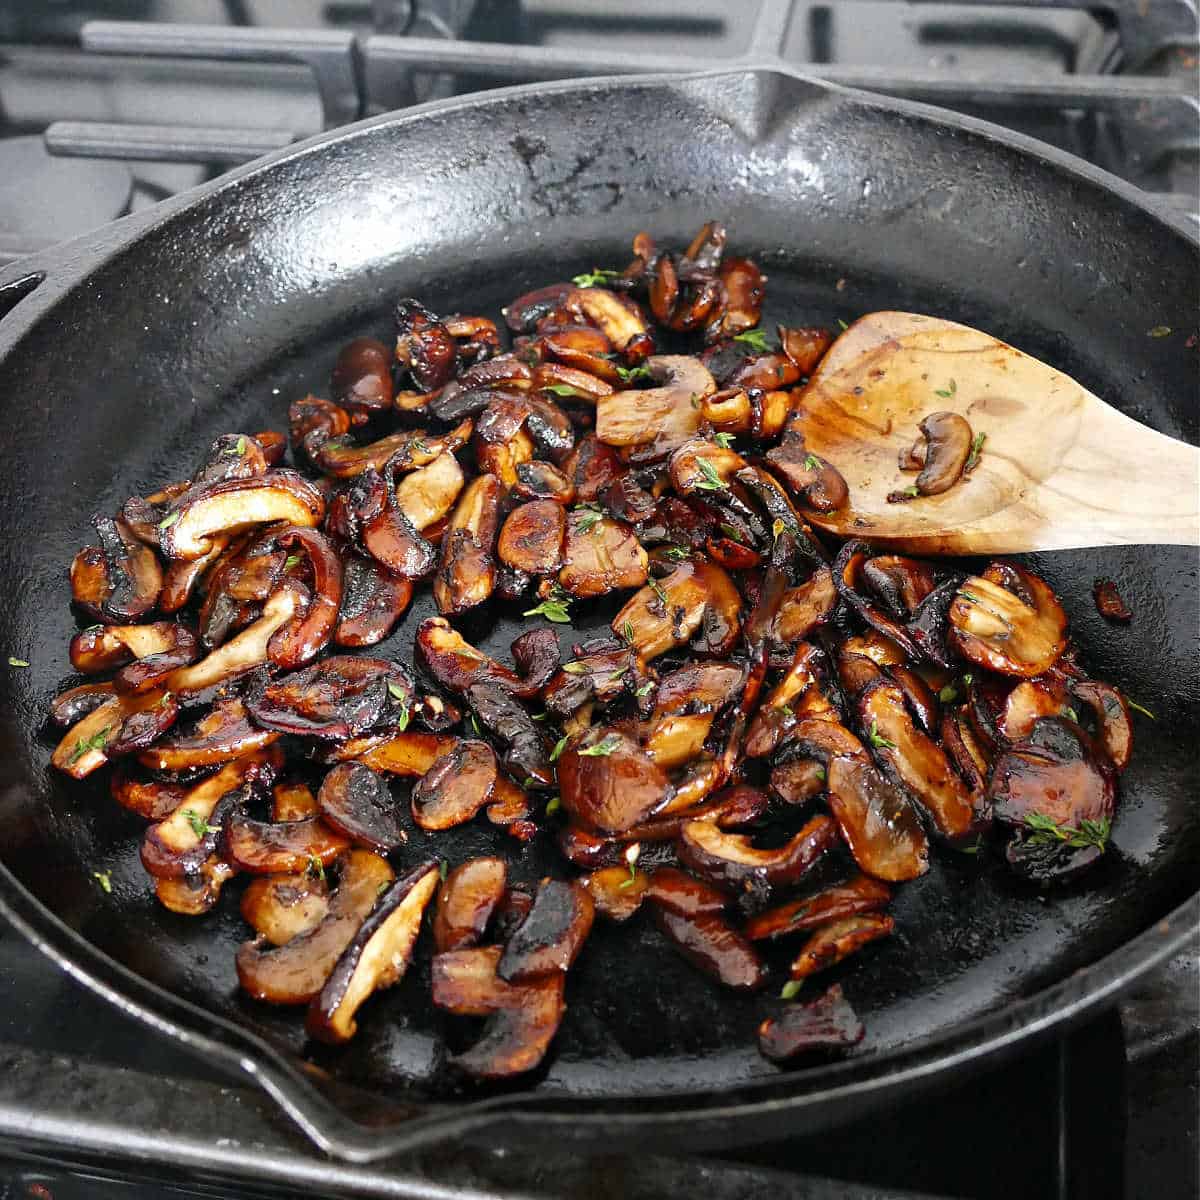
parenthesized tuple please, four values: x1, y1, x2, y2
(563, 286, 654, 362)
(289, 394, 351, 463)
(558, 509, 647, 599)
(112, 625, 199, 694)
(236, 849, 394, 1005)
(431, 945, 566, 1079)
(624, 781, 769, 843)
(307, 860, 440, 1044)
(155, 856, 237, 916)
(70, 516, 163, 623)
(334, 554, 412, 647)
(266, 527, 342, 669)
(317, 762, 406, 852)
(498, 878, 595, 983)
(1093, 578, 1133, 623)
(677, 815, 837, 894)
(996, 678, 1068, 742)
(644, 866, 730, 917)
(561, 433, 624, 502)
(410, 740, 498, 831)
(272, 779, 319, 821)
(394, 299, 456, 391)
(514, 459, 576, 503)
(504, 281, 574, 334)
(1070, 679, 1134, 771)
(415, 616, 539, 699)
(498, 499, 566, 577)
(69, 620, 188, 675)
(330, 337, 393, 424)
(313, 421, 472, 479)
(557, 729, 670, 835)
(158, 532, 232, 614)
(110, 765, 186, 820)
(582, 865, 650, 921)
(51, 690, 171, 780)
(826, 756, 931, 882)
(650, 905, 765, 992)
(241, 872, 331, 946)
(138, 698, 281, 773)
(772, 568, 838, 647)
(345, 465, 438, 581)
(890, 412, 973, 500)
(744, 641, 823, 759)
(757, 984, 865, 1063)
(706, 257, 765, 341)
(510, 628, 561, 693)
(788, 912, 895, 980)
(434, 857, 508, 952)
(744, 874, 891, 942)
(222, 808, 349, 876)
(466, 682, 554, 789)
(434, 473, 502, 615)
(765, 427, 849, 514)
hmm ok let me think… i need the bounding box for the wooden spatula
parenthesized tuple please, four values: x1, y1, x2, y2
(792, 312, 1199, 554)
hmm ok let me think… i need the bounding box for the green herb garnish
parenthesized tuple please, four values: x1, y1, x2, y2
(561, 662, 589, 675)
(959, 591, 981, 604)
(158, 511, 179, 531)
(617, 843, 640, 889)
(814, 765, 826, 782)
(964, 431, 987, 472)
(780, 980, 803, 1000)
(719, 523, 742, 542)
(1024, 811, 1111, 852)
(308, 855, 327, 884)
(545, 795, 562, 816)
(439, 859, 449, 882)
(7, 657, 29, 668)
(1062, 706, 1079, 723)
(68, 726, 112, 764)
(803, 455, 822, 472)
(574, 503, 604, 535)
(868, 720, 896, 750)
(622, 619, 636, 645)
(694, 459, 725, 491)
(469, 713, 483, 737)
(934, 379, 957, 398)
(635, 681, 655, 697)
(543, 383, 587, 399)
(183, 808, 221, 838)
(550, 736, 569, 763)
(938, 683, 958, 703)
(524, 586, 572, 624)
(283, 554, 301, 570)
(662, 545, 689, 561)
(1147, 325, 1172, 339)
(93, 870, 113, 894)
(733, 328, 770, 352)
(836, 318, 849, 332)
(572, 268, 621, 288)
(1126, 699, 1155, 720)
(579, 733, 621, 758)
(615, 364, 652, 384)
(713, 432, 736, 449)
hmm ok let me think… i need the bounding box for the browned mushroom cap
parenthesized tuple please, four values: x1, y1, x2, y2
(769, 758, 827, 806)
(558, 510, 647, 598)
(557, 729, 670, 835)
(155, 855, 237, 916)
(433, 857, 508, 952)
(68, 621, 184, 675)
(51, 689, 173, 779)
(940, 709, 992, 795)
(561, 433, 624, 502)
(650, 905, 765, 991)
(642, 713, 712, 770)
(498, 878, 594, 983)
(504, 282, 574, 333)
(623, 781, 768, 843)
(595, 356, 715, 454)
(414, 616, 536, 700)
(902, 411, 973, 497)
(758, 983, 864, 1062)
(668, 437, 747, 498)
(246, 655, 405, 740)
(859, 680, 980, 844)
(498, 499, 566, 577)
(833, 542, 923, 660)
(744, 874, 891, 942)
(949, 563, 1068, 678)
(510, 628, 561, 693)
(431, 945, 566, 1079)
(138, 698, 281, 772)
(744, 641, 823, 759)
(537, 325, 622, 382)
(334, 553, 412, 647)
(410, 740, 498, 831)
(236, 848, 394, 1005)
(997, 678, 1068, 742)
(289, 395, 351, 462)
(313, 420, 472, 479)
(334, 729, 455, 775)
(581, 865, 649, 921)
(241, 872, 330, 946)
(861, 556, 938, 619)
(51, 679, 117, 727)
(110, 765, 185, 819)
(223, 807, 349, 875)
(725, 352, 800, 393)
(316, 762, 405, 852)
(765, 427, 849, 514)
(394, 299, 456, 391)
(112, 625, 199, 694)
(307, 860, 440, 1044)
(393, 451, 465, 533)
(265, 527, 342, 669)
(788, 912, 895, 980)
(434, 473, 501, 615)
(611, 560, 740, 660)
(159, 470, 325, 561)
(772, 568, 838, 647)
(643, 866, 729, 917)
(330, 337, 394, 424)
(777, 325, 834, 376)
(677, 815, 837, 894)
(70, 516, 163, 623)
(564, 286, 653, 362)
(339, 465, 437, 581)
(653, 661, 745, 718)
(513, 459, 576, 504)
(826, 756, 930, 882)
(189, 433, 274, 491)
(1070, 679, 1133, 771)
(466, 682, 553, 788)
(704, 257, 765, 341)
(253, 429, 287, 466)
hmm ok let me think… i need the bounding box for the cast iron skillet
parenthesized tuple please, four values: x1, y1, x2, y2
(0, 68, 1195, 1162)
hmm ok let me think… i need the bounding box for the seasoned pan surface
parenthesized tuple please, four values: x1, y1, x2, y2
(0, 69, 1195, 1156)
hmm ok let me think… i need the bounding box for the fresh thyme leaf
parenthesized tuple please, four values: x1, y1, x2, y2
(397, 701, 411, 732)
(1147, 325, 1172, 338)
(1025, 810, 1111, 854)
(543, 383, 586, 399)
(1126, 698, 1156, 720)
(649, 579, 669, 609)
(934, 379, 957, 398)
(959, 591, 981, 604)
(531, 712, 548, 721)
(719, 523, 742, 542)
(68, 725, 112, 763)
(895, 484, 920, 499)
(662, 545, 689, 561)
(962, 837, 984, 855)
(439, 859, 449, 882)
(572, 268, 621, 288)
(378, 880, 391, 895)
(574, 503, 604, 535)
(780, 980, 803, 1000)
(635, 681, 655, 697)
(964, 431, 987, 472)
(386, 680, 408, 702)
(236, 435, 247, 454)
(803, 455, 822, 471)
(733, 327, 770, 352)
(182, 808, 221, 838)
(7, 657, 29, 668)
(713, 432, 736, 449)
(1024, 811, 1069, 845)
(1062, 705, 1079, 723)
(83, 624, 104, 633)
(622, 619, 636, 645)
(579, 733, 621, 758)
(561, 661, 589, 675)
(469, 713, 482, 736)
(283, 554, 301, 570)
(615, 364, 652, 384)
(308, 855, 327, 884)
(545, 795, 562, 816)
(938, 683, 958, 703)
(694, 459, 725, 491)
(616, 842, 641, 888)
(523, 587, 572, 624)
(814, 765, 826, 782)
(836, 318, 849, 332)
(689, 392, 701, 410)
(411, 436, 430, 454)
(607, 670, 627, 684)
(550, 736, 569, 763)
(1070, 816, 1111, 851)
(158, 511, 180, 530)
(868, 720, 896, 750)
(93, 870, 113, 894)
(962, 674, 973, 687)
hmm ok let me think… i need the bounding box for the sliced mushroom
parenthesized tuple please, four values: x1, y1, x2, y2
(997, 678, 1069, 742)
(1070, 679, 1133, 771)
(339, 729, 456, 776)
(668, 438, 748, 499)
(625, 780, 769, 842)
(52, 690, 174, 780)
(415, 616, 538, 699)
(744, 641, 823, 759)
(159, 470, 325, 561)
(431, 945, 566, 1079)
(557, 729, 670, 835)
(241, 873, 331, 946)
(317, 762, 405, 852)
(510, 628, 561, 693)
(514, 459, 576, 503)
(466, 682, 553, 788)
(706, 257, 765, 341)
(788, 913, 895, 980)
(112, 625, 199, 694)
(498, 878, 594, 983)
(330, 336, 393, 424)
(826, 756, 931, 882)
(1093, 578, 1132, 623)
(394, 451, 465, 532)
(642, 712, 713, 770)
(49, 681, 115, 727)
(307, 860, 440, 1044)
(236, 849, 394, 1005)
(744, 874, 891, 941)
(138, 698, 281, 772)
(346, 466, 438, 581)
(677, 815, 837, 894)
(70, 516, 163, 622)
(595, 356, 715, 454)
(644, 866, 729, 917)
(757, 983, 865, 1063)
(564, 286, 653, 361)
(434, 473, 501, 614)
(313, 421, 472, 479)
(410, 740, 498, 831)
(773, 568, 838, 647)
(265, 527, 342, 668)
(394, 298, 456, 391)
(562, 433, 624, 502)
(272, 779, 319, 821)
(611, 560, 740, 660)
(558, 510, 647, 598)
(581, 865, 650, 921)
(765, 428, 849, 514)
(223, 809, 349, 876)
(650, 905, 765, 991)
(289, 394, 351, 463)
(155, 855, 237, 916)
(498, 499, 566, 576)
(949, 563, 1068, 678)
(110, 765, 186, 819)
(653, 661, 745, 718)
(861, 556, 938, 619)
(69, 620, 186, 675)
(778, 326, 834, 376)
(900, 411, 973, 497)
(769, 758, 828, 806)
(940, 710, 992, 795)
(334, 554, 412, 647)
(434, 857, 508, 952)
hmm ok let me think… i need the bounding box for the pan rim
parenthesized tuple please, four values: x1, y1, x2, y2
(0, 64, 1195, 1160)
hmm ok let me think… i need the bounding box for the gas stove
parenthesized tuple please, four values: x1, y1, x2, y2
(0, 4, 1196, 1198)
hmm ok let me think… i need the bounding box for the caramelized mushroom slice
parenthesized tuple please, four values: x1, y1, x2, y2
(677, 816, 837, 893)
(644, 866, 729, 917)
(350, 466, 438, 581)
(112, 625, 199, 694)
(498, 878, 594, 982)
(394, 451, 465, 531)
(510, 628, 561, 692)
(826, 756, 931, 882)
(317, 762, 405, 852)
(765, 428, 849, 514)
(223, 810, 349, 876)
(394, 298, 456, 391)
(410, 740, 498, 831)
(744, 874, 891, 941)
(582, 865, 650, 921)
(138, 698, 281, 772)
(997, 678, 1069, 742)
(1070, 679, 1133, 771)
(289, 394, 351, 463)
(612, 560, 736, 660)
(434, 473, 501, 614)
(466, 682, 553, 788)
(595, 356, 715, 453)
(334, 554, 412, 647)
(70, 516, 163, 622)
(744, 641, 823, 759)
(643, 712, 713, 770)
(241, 873, 330, 946)
(773, 568, 838, 647)
(51, 690, 172, 779)
(434, 857, 508, 952)
(557, 729, 670, 835)
(236, 849, 394, 1005)
(557, 509, 647, 599)
(110, 765, 185, 819)
(340, 730, 456, 776)
(949, 563, 1068, 678)
(330, 337, 393, 424)
(706, 257, 765, 341)
(668, 438, 748, 498)
(155, 856, 237, 916)
(415, 616, 538, 699)
(50, 681, 115, 727)
(769, 758, 828, 806)
(653, 660, 745, 718)
(431, 945, 566, 1079)
(272, 779, 319, 821)
(307, 861, 440, 1044)
(564, 286, 653, 361)
(313, 421, 472, 478)
(778, 326, 835, 376)
(757, 984, 865, 1063)
(266, 527, 342, 669)
(498, 499, 566, 576)
(860, 681, 980, 843)
(650, 905, 765, 992)
(514, 459, 576, 503)
(940, 710, 992, 794)
(159, 471, 325, 561)
(789, 913, 895, 980)
(562, 433, 624, 502)
(902, 411, 973, 497)
(1093, 578, 1132, 623)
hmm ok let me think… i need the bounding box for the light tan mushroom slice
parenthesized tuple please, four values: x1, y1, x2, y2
(51, 693, 127, 778)
(595, 356, 715, 450)
(643, 713, 713, 770)
(558, 512, 647, 598)
(69, 621, 183, 674)
(668, 438, 748, 496)
(394, 451, 464, 531)
(155, 857, 237, 916)
(242, 874, 331, 946)
(610, 562, 711, 660)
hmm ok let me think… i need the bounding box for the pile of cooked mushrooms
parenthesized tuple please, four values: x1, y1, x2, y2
(50, 222, 1137, 1076)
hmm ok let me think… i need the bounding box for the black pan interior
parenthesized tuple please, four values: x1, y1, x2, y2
(0, 70, 1195, 1120)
